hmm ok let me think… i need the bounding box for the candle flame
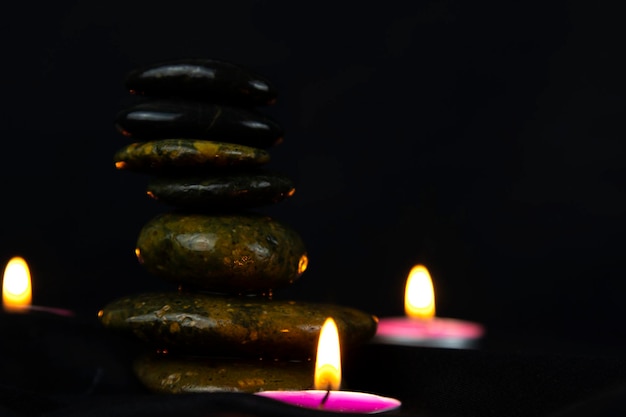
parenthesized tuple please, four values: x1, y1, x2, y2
(314, 317, 341, 391)
(404, 264, 436, 319)
(2, 256, 32, 313)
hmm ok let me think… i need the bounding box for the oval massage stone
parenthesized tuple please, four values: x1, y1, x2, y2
(98, 292, 379, 360)
(146, 171, 296, 210)
(113, 139, 270, 173)
(125, 59, 278, 107)
(115, 99, 283, 148)
(135, 212, 307, 293)
(133, 353, 312, 393)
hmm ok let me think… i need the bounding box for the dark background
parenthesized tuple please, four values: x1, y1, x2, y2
(1, 0, 625, 356)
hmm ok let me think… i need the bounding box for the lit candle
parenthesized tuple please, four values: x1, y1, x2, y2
(373, 264, 485, 349)
(256, 317, 401, 414)
(1, 256, 99, 395)
(2, 256, 75, 317)
(2, 256, 32, 313)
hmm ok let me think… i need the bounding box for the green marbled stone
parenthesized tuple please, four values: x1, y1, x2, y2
(98, 291, 378, 360)
(113, 139, 270, 173)
(136, 212, 307, 293)
(146, 171, 296, 210)
(134, 353, 312, 393)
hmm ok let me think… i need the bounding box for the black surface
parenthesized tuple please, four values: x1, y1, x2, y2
(1, 1, 626, 416)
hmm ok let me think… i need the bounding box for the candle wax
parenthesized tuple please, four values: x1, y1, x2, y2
(256, 390, 401, 414)
(373, 317, 485, 349)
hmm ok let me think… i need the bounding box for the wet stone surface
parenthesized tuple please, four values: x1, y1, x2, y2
(98, 291, 378, 360)
(115, 99, 283, 148)
(133, 353, 312, 393)
(135, 212, 307, 293)
(146, 170, 296, 210)
(125, 59, 278, 107)
(113, 139, 270, 173)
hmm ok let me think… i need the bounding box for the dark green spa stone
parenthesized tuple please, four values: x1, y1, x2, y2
(125, 59, 278, 107)
(113, 139, 270, 173)
(98, 292, 379, 360)
(115, 99, 283, 148)
(135, 212, 307, 293)
(146, 171, 295, 210)
(133, 353, 312, 393)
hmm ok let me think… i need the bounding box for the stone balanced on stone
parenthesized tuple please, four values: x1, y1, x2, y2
(98, 59, 378, 394)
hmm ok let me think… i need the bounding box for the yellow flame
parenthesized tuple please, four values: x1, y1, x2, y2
(2, 256, 32, 313)
(404, 264, 436, 319)
(314, 317, 341, 390)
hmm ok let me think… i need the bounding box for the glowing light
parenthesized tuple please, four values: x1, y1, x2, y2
(2, 256, 32, 313)
(314, 317, 341, 391)
(404, 264, 436, 319)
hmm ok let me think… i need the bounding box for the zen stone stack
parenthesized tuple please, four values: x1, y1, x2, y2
(98, 59, 378, 394)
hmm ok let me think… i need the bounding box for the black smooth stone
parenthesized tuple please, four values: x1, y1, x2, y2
(125, 59, 278, 106)
(115, 99, 283, 148)
(146, 171, 296, 210)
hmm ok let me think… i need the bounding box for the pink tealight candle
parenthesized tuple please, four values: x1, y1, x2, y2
(256, 318, 401, 414)
(256, 390, 401, 414)
(373, 264, 485, 349)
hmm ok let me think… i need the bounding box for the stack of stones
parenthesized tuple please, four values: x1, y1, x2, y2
(98, 59, 378, 394)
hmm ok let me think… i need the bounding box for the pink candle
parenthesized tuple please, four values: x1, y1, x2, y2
(256, 318, 401, 414)
(373, 264, 485, 349)
(375, 316, 484, 349)
(256, 390, 401, 414)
